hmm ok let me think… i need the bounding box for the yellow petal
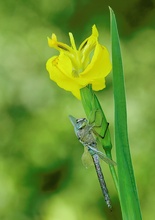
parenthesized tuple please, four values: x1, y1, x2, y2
(79, 24, 98, 51)
(91, 78, 106, 91)
(46, 55, 84, 94)
(46, 55, 72, 80)
(69, 32, 77, 50)
(48, 34, 71, 52)
(80, 44, 112, 79)
(92, 24, 99, 37)
(71, 89, 81, 100)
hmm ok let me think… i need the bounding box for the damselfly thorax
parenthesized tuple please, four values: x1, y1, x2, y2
(75, 118, 97, 148)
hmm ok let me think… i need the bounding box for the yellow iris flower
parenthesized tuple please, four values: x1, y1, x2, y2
(46, 25, 112, 99)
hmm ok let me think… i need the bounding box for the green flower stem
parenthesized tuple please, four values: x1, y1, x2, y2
(110, 7, 142, 219)
(80, 86, 119, 193)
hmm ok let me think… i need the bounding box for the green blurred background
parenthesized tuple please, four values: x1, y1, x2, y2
(0, 0, 155, 219)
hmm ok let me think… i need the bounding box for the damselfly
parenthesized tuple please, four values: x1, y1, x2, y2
(69, 110, 116, 209)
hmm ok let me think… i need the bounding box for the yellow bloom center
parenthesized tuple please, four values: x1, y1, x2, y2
(48, 25, 98, 77)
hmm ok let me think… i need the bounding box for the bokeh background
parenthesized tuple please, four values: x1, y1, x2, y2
(0, 0, 155, 219)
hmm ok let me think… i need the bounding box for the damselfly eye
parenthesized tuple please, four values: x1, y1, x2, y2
(76, 118, 87, 129)
(76, 118, 85, 123)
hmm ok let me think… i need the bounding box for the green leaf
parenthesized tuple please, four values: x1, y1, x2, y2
(109, 7, 142, 219)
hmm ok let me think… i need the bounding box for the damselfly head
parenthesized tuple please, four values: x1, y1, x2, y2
(69, 115, 87, 130)
(76, 118, 87, 130)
